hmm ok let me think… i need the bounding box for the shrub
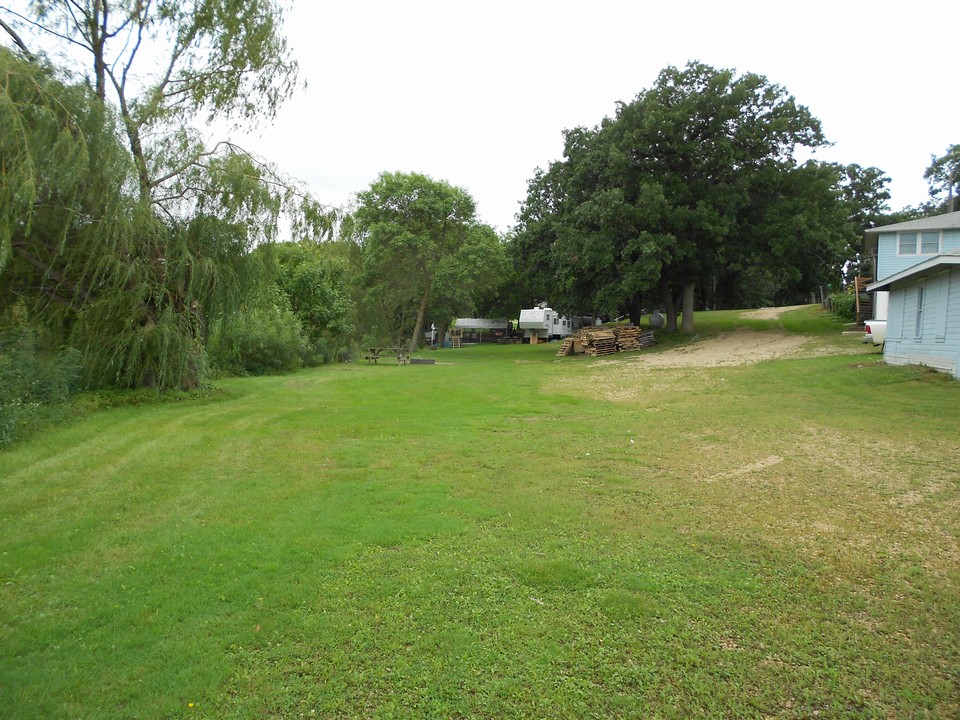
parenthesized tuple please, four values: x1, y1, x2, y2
(209, 301, 314, 376)
(0, 327, 83, 446)
(828, 292, 856, 322)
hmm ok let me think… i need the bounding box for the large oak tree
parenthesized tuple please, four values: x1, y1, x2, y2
(513, 62, 854, 332)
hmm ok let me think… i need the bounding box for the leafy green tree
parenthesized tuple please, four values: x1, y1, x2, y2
(514, 62, 844, 331)
(0, 47, 148, 381)
(8, 0, 299, 204)
(207, 286, 311, 377)
(507, 168, 571, 311)
(270, 241, 356, 361)
(834, 163, 891, 279)
(354, 172, 507, 352)
(2, 2, 331, 388)
(838, 164, 892, 231)
(730, 160, 855, 304)
(427, 222, 509, 333)
(924, 144, 960, 213)
(0, 47, 279, 387)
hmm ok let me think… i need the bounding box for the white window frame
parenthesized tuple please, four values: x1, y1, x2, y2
(914, 282, 925, 340)
(898, 230, 942, 256)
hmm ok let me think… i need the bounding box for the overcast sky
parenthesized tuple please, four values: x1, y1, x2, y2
(223, 0, 956, 233)
(9, 1, 955, 233)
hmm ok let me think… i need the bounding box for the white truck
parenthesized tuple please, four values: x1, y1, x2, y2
(863, 291, 888, 347)
(518, 305, 573, 342)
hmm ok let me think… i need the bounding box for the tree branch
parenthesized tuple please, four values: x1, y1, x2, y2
(11, 241, 97, 306)
(0, 15, 33, 58)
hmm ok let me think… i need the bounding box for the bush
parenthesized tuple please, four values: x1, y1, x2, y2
(209, 301, 314, 376)
(0, 327, 83, 446)
(828, 292, 856, 322)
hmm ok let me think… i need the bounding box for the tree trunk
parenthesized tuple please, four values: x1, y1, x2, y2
(409, 285, 430, 353)
(91, 0, 107, 102)
(680, 282, 696, 333)
(661, 279, 678, 332)
(628, 293, 642, 326)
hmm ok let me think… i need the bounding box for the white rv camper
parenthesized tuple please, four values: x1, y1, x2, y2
(518, 305, 573, 342)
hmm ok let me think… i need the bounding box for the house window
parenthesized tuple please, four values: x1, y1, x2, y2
(920, 231, 940, 254)
(914, 284, 925, 338)
(899, 233, 917, 254)
(899, 231, 941, 255)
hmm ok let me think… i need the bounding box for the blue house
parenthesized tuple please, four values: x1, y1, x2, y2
(865, 211, 960, 379)
(865, 211, 960, 282)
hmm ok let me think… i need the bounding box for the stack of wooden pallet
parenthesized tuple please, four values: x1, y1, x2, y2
(613, 326, 656, 352)
(558, 325, 656, 357)
(613, 326, 642, 351)
(555, 337, 575, 357)
(578, 328, 619, 356)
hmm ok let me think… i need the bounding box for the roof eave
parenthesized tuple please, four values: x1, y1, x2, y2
(867, 255, 960, 291)
(864, 210, 960, 236)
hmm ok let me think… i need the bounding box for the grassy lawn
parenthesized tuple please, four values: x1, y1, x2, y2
(2, 307, 958, 718)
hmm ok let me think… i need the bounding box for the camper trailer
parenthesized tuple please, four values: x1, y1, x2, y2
(518, 305, 573, 342)
(452, 318, 514, 344)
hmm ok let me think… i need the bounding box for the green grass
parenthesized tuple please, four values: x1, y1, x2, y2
(2, 307, 958, 718)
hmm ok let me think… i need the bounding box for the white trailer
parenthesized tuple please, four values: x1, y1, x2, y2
(518, 306, 573, 342)
(454, 318, 509, 331)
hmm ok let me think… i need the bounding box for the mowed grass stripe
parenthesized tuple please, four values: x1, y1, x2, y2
(1, 309, 958, 718)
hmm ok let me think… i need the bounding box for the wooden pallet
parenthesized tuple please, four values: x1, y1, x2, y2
(555, 337, 575, 356)
(565, 325, 655, 357)
(613, 326, 641, 351)
(578, 328, 618, 356)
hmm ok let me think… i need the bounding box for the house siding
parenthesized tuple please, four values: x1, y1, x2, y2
(876, 228, 960, 281)
(883, 267, 960, 379)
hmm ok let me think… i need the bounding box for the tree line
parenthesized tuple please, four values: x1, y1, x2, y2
(1, 4, 957, 436)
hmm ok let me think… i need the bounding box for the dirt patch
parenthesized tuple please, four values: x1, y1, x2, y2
(583, 329, 865, 403)
(738, 304, 809, 320)
(602, 330, 812, 369)
(704, 454, 784, 483)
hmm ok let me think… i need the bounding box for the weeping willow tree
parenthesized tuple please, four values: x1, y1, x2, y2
(0, 47, 265, 387)
(1, 2, 335, 388)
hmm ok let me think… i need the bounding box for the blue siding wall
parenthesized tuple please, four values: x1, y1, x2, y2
(876, 229, 960, 281)
(883, 267, 960, 379)
(950, 229, 960, 253)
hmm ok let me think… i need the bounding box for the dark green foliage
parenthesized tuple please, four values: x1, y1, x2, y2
(828, 292, 856, 322)
(0, 326, 82, 445)
(205, 240, 356, 375)
(923, 144, 960, 212)
(208, 295, 313, 376)
(354, 172, 507, 350)
(270, 241, 356, 362)
(924, 144, 959, 213)
(0, 49, 269, 389)
(2, 4, 329, 391)
(513, 62, 857, 330)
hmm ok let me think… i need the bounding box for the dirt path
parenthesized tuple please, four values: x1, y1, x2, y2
(603, 329, 813, 369)
(585, 328, 842, 402)
(592, 305, 846, 371)
(737, 304, 809, 320)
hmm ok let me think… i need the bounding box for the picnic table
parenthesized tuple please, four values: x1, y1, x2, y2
(363, 347, 410, 365)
